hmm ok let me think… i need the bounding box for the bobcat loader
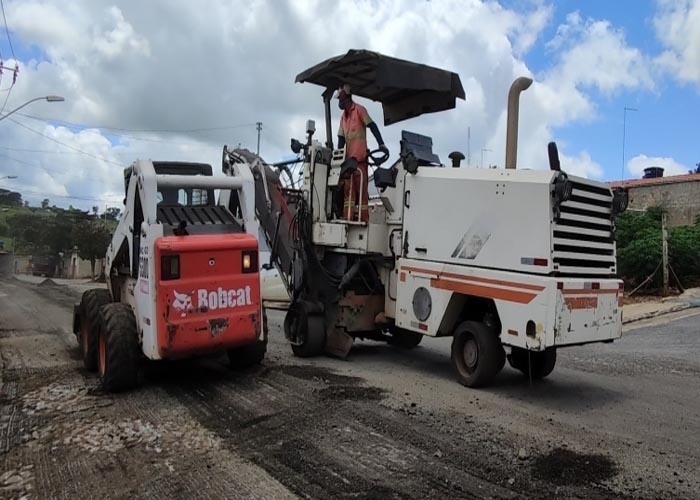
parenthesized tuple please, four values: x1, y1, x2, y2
(220, 49, 629, 388)
(73, 160, 265, 392)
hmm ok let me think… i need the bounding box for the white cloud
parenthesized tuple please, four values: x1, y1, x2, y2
(0, 0, 661, 211)
(653, 0, 700, 85)
(627, 154, 689, 178)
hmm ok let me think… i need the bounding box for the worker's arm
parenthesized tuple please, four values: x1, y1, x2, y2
(368, 122, 386, 149)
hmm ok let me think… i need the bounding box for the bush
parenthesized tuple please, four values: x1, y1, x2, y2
(615, 206, 700, 289)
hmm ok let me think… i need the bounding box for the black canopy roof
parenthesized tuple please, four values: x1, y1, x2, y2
(295, 49, 466, 126)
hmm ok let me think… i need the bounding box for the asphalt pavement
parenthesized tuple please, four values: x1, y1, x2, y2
(1, 277, 699, 499)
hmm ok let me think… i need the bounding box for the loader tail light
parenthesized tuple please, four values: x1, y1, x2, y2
(161, 254, 180, 280)
(242, 250, 257, 273)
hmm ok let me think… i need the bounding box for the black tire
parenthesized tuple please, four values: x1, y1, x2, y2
(285, 301, 325, 358)
(98, 303, 140, 392)
(228, 307, 268, 369)
(387, 328, 423, 349)
(508, 347, 557, 380)
(450, 321, 502, 388)
(78, 288, 112, 372)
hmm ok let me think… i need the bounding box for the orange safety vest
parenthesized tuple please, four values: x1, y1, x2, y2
(338, 102, 373, 163)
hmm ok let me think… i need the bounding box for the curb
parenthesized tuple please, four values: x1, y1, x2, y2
(622, 302, 696, 325)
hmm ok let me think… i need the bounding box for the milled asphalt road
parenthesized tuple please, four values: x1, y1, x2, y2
(1, 277, 699, 499)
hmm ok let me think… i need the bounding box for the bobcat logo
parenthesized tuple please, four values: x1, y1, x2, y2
(172, 290, 193, 317)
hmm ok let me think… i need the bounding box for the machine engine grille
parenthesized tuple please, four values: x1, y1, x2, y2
(552, 179, 616, 276)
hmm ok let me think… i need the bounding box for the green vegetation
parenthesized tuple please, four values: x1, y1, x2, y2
(615, 206, 700, 290)
(0, 195, 119, 277)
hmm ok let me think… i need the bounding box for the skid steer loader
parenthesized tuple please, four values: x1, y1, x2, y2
(220, 49, 629, 388)
(73, 160, 265, 392)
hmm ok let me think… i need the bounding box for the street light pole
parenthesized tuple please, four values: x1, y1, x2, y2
(621, 106, 637, 179)
(480, 148, 491, 169)
(0, 95, 65, 122)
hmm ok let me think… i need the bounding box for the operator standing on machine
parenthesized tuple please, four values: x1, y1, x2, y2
(336, 84, 388, 223)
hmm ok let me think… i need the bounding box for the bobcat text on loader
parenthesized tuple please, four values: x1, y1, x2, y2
(220, 49, 630, 388)
(72, 160, 266, 392)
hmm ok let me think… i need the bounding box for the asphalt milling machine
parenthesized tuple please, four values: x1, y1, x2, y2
(220, 49, 630, 388)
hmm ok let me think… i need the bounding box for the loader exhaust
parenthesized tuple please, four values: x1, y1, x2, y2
(505, 76, 533, 169)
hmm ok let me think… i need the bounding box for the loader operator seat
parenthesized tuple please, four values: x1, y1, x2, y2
(158, 188, 181, 206)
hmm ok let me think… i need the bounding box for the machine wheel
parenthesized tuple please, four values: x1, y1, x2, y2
(508, 346, 557, 380)
(228, 307, 268, 369)
(387, 328, 423, 349)
(285, 301, 325, 358)
(79, 288, 112, 372)
(98, 303, 140, 392)
(450, 321, 502, 388)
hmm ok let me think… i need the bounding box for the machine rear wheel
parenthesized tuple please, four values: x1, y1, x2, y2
(98, 303, 140, 392)
(79, 288, 112, 372)
(508, 346, 556, 380)
(388, 328, 423, 349)
(285, 301, 325, 358)
(450, 321, 502, 388)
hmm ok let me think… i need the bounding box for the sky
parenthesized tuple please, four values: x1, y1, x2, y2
(0, 0, 698, 212)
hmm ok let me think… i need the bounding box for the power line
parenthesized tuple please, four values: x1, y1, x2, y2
(0, 185, 115, 203)
(7, 117, 125, 166)
(0, 0, 15, 60)
(15, 112, 257, 134)
(0, 152, 109, 181)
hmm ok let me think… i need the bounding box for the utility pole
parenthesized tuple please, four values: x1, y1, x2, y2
(662, 211, 669, 295)
(480, 148, 491, 169)
(256, 122, 263, 155)
(621, 106, 637, 179)
(467, 126, 471, 167)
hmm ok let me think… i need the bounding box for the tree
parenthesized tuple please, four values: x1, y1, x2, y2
(0, 190, 23, 207)
(41, 199, 50, 209)
(72, 219, 112, 279)
(104, 206, 121, 221)
(92, 206, 99, 215)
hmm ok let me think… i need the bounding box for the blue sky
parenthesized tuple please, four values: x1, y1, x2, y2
(511, 0, 698, 180)
(0, 0, 698, 210)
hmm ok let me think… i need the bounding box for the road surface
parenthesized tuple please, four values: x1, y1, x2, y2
(1, 277, 699, 499)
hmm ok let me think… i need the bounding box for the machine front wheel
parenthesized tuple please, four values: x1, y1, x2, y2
(450, 321, 503, 388)
(285, 301, 326, 358)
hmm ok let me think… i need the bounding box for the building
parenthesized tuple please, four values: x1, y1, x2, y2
(610, 170, 700, 228)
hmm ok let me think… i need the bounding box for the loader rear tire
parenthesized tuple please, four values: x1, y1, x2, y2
(451, 321, 502, 388)
(79, 288, 112, 372)
(98, 303, 140, 392)
(228, 341, 266, 370)
(508, 346, 556, 380)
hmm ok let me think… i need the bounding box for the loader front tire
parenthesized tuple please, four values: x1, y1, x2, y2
(79, 288, 112, 372)
(98, 303, 140, 392)
(450, 321, 502, 388)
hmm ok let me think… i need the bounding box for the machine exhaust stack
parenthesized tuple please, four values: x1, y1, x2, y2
(505, 77, 533, 169)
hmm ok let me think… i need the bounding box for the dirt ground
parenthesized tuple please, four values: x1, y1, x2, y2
(1, 277, 699, 500)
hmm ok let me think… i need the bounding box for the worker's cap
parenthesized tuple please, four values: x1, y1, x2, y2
(335, 83, 352, 99)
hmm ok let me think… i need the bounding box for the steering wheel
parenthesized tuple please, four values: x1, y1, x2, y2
(368, 148, 389, 167)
